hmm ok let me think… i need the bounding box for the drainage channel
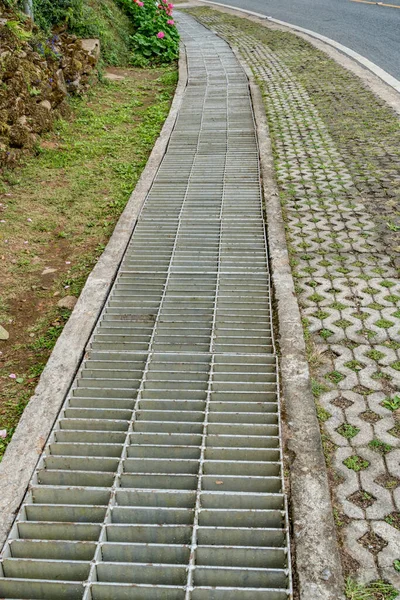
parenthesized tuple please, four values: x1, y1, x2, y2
(0, 13, 292, 600)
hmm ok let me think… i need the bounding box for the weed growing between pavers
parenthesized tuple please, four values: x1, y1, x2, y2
(185, 5, 400, 590)
(345, 578, 398, 600)
(0, 66, 177, 460)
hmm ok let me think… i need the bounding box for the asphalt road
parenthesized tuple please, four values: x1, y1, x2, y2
(211, 0, 400, 81)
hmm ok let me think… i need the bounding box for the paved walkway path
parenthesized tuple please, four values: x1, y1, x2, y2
(189, 7, 400, 590)
(0, 14, 291, 600)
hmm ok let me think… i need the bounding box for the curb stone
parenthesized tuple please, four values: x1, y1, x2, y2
(0, 45, 188, 550)
(250, 57, 346, 600)
(213, 21, 346, 600)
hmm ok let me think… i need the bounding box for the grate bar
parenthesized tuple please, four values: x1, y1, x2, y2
(0, 12, 291, 600)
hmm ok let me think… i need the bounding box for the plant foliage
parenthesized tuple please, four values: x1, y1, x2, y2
(11, 0, 180, 65)
(115, 0, 179, 64)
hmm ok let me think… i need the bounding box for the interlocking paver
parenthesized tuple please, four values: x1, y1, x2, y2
(187, 6, 400, 587)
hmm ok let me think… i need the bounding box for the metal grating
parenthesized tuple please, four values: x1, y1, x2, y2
(0, 13, 292, 600)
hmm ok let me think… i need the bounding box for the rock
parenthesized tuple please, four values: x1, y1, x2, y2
(57, 295, 78, 310)
(14, 96, 25, 117)
(9, 123, 32, 148)
(39, 100, 51, 111)
(81, 38, 101, 61)
(104, 72, 125, 81)
(42, 267, 57, 275)
(55, 68, 67, 96)
(0, 10, 98, 164)
(0, 325, 9, 340)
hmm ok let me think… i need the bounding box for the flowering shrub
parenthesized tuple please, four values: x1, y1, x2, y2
(117, 0, 179, 65)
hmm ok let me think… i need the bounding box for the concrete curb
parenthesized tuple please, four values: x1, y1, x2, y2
(180, 0, 400, 115)
(214, 21, 346, 600)
(253, 82, 345, 599)
(0, 46, 188, 550)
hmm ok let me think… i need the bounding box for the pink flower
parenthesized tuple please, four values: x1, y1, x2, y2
(9, 374, 16, 379)
(157, 31, 165, 38)
(167, 19, 174, 25)
(138, 1, 144, 5)
(0, 429, 7, 439)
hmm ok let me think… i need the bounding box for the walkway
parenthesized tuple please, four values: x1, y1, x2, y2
(0, 14, 291, 600)
(189, 6, 400, 590)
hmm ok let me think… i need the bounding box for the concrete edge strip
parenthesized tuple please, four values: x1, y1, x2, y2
(0, 46, 189, 550)
(197, 0, 400, 96)
(252, 82, 345, 600)
(222, 27, 346, 600)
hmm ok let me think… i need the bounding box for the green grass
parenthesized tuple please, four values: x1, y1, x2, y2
(319, 328, 334, 340)
(368, 439, 393, 455)
(325, 370, 345, 385)
(382, 395, 400, 411)
(345, 578, 398, 600)
(337, 423, 360, 439)
(311, 378, 330, 398)
(343, 455, 369, 472)
(0, 67, 177, 461)
(384, 512, 400, 530)
(365, 350, 385, 362)
(375, 319, 394, 330)
(344, 360, 364, 372)
(316, 404, 331, 423)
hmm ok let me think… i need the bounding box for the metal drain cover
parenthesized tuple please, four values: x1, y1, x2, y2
(0, 13, 291, 600)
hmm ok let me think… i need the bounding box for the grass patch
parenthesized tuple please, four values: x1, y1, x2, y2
(316, 404, 331, 423)
(365, 349, 385, 362)
(311, 378, 330, 398)
(325, 370, 345, 385)
(344, 360, 364, 372)
(368, 439, 393, 455)
(382, 395, 400, 411)
(343, 455, 369, 472)
(345, 578, 398, 600)
(0, 66, 177, 460)
(337, 423, 360, 440)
